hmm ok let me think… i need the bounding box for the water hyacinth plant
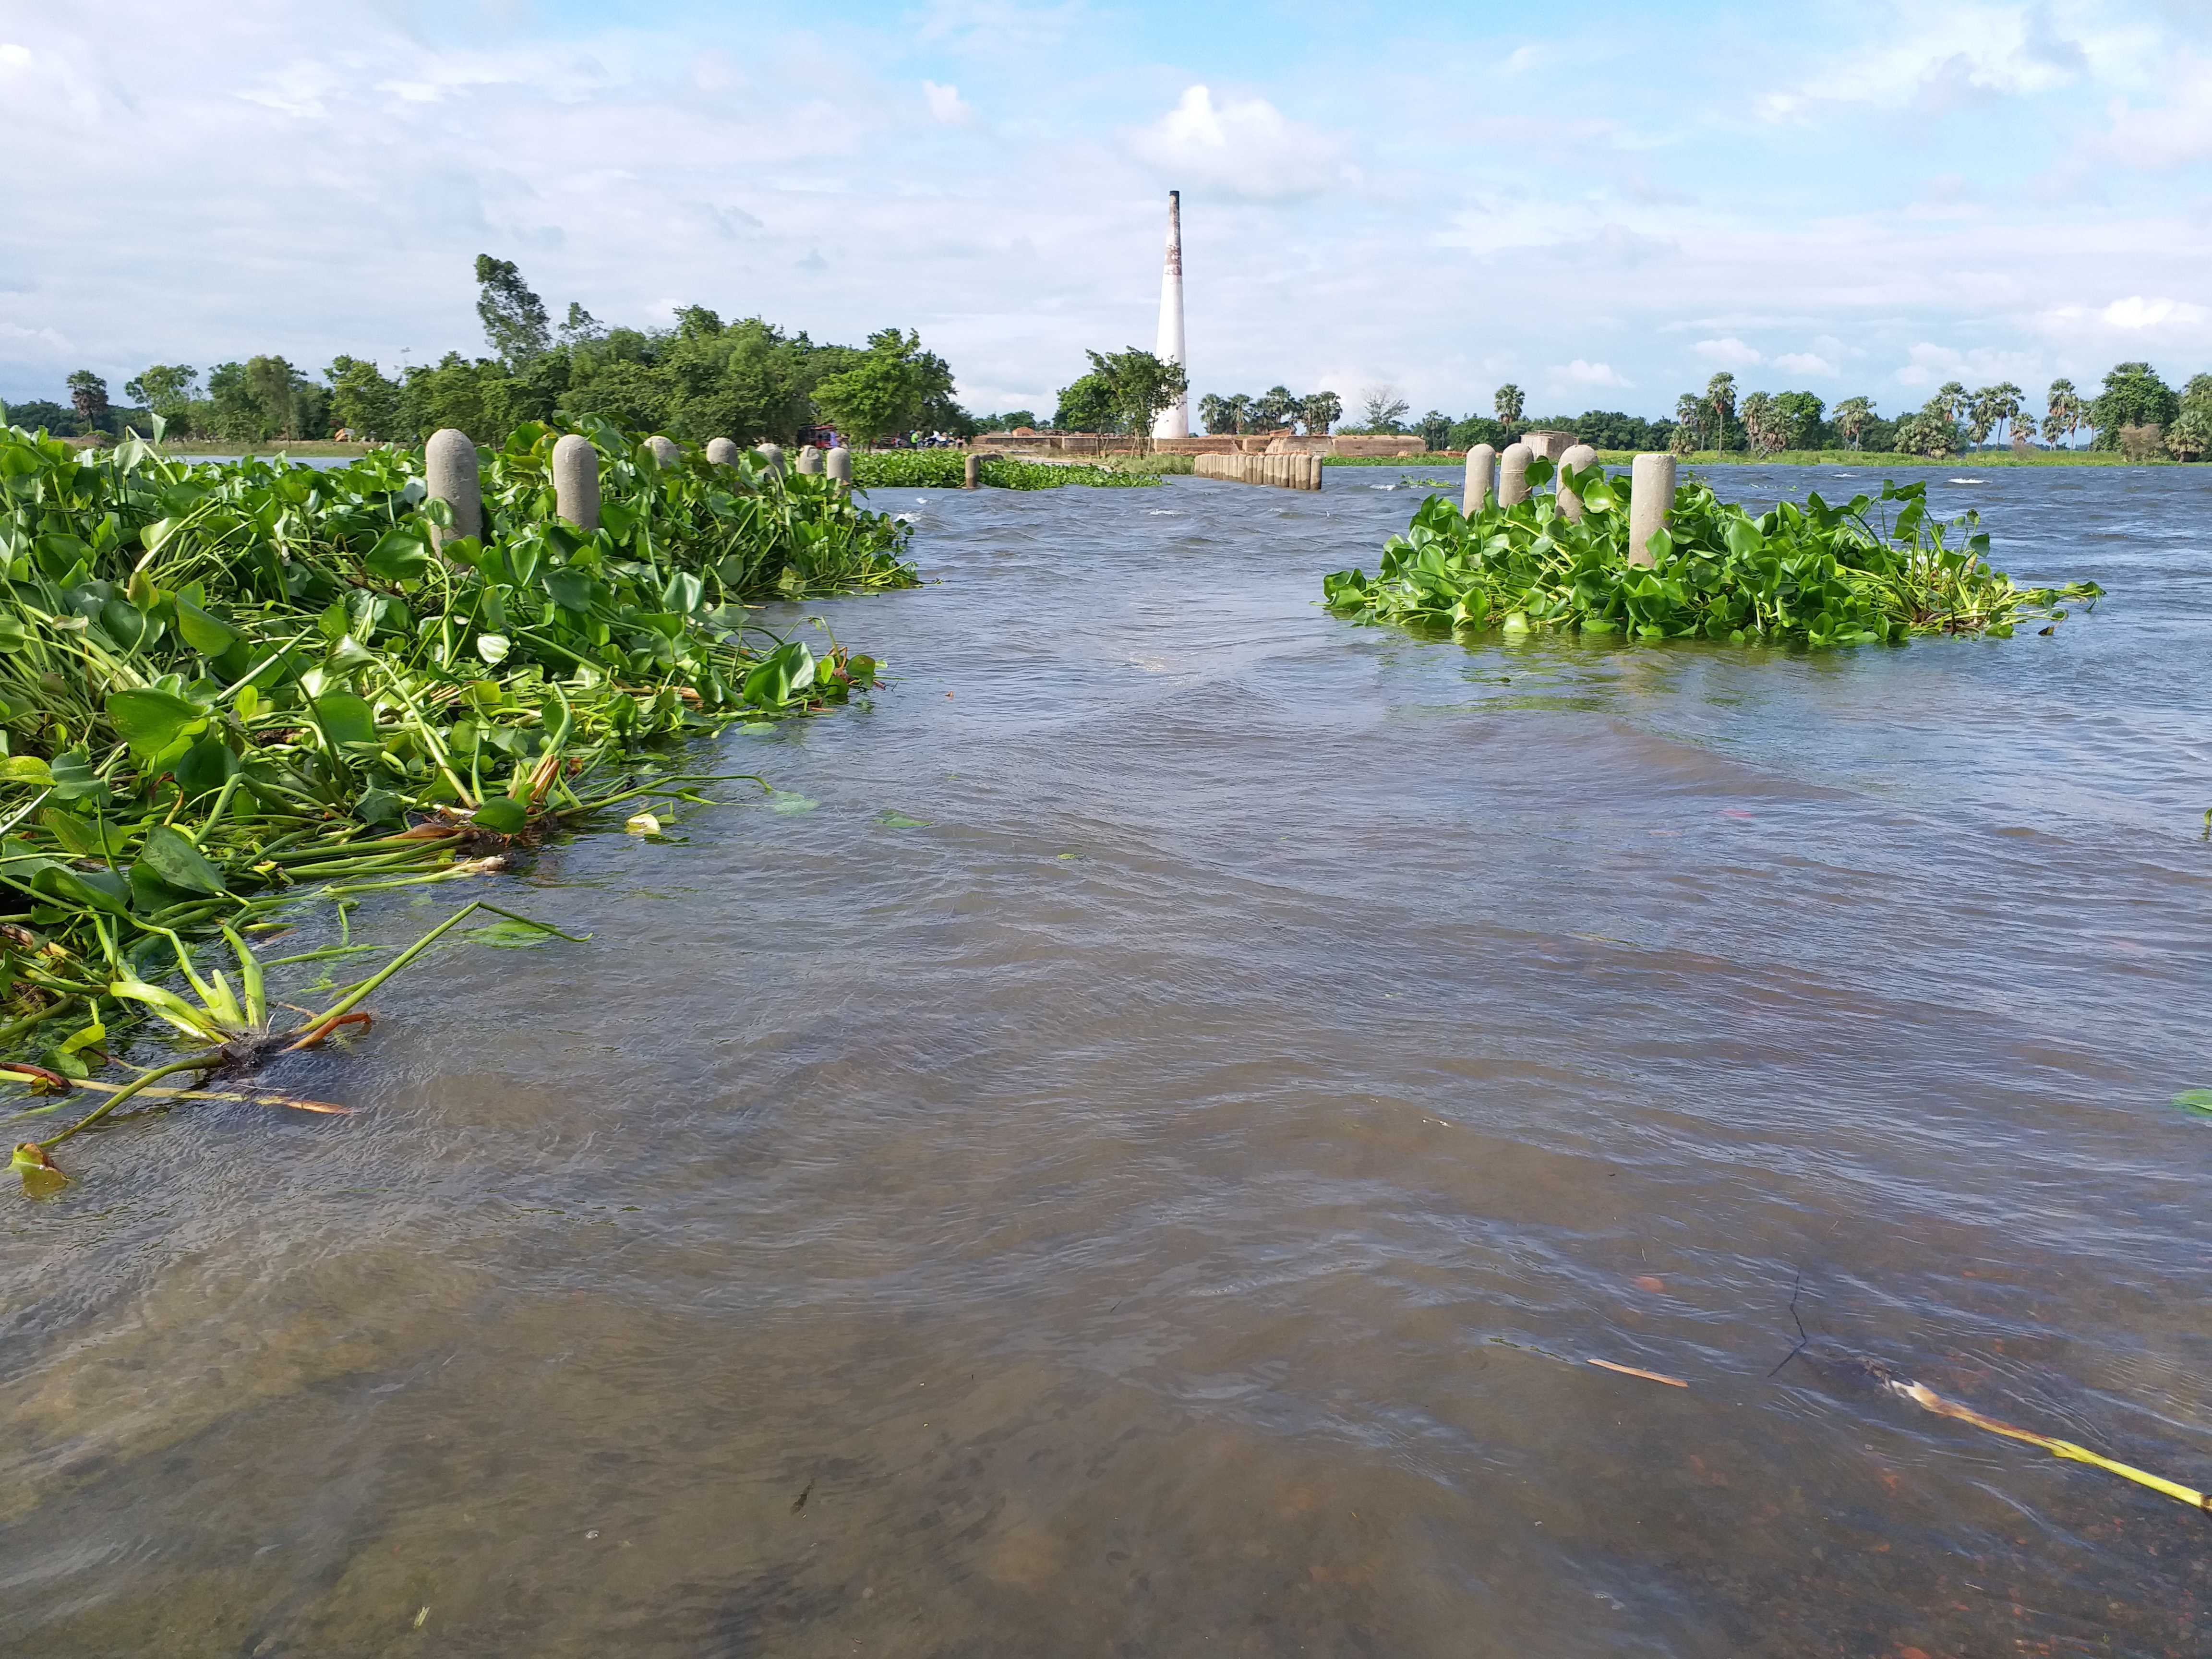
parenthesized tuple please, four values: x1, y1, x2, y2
(0, 416, 912, 1180)
(1323, 462, 2102, 647)
(851, 450, 1162, 490)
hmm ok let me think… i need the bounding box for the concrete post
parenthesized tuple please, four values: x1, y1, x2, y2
(826, 446, 852, 491)
(644, 435, 681, 469)
(424, 429, 481, 547)
(705, 437, 740, 467)
(796, 445, 824, 476)
(1498, 442, 1533, 507)
(1463, 443, 1497, 514)
(552, 433, 601, 531)
(1628, 453, 1677, 567)
(963, 452, 980, 489)
(756, 443, 785, 480)
(1557, 442, 1598, 522)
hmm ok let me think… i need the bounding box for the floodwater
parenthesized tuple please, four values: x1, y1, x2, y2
(4, 463, 2210, 1657)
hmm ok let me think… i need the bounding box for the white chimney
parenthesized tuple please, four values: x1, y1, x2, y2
(1151, 190, 1189, 440)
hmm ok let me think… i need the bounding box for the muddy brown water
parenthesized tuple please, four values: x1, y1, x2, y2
(4, 464, 2210, 1656)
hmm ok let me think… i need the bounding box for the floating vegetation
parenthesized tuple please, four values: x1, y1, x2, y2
(1324, 467, 2103, 648)
(0, 418, 913, 1179)
(850, 450, 1162, 490)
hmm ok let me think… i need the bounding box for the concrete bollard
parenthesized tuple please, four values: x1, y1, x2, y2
(796, 445, 824, 476)
(1463, 443, 1497, 514)
(826, 446, 852, 491)
(755, 442, 785, 480)
(1628, 453, 1677, 567)
(552, 433, 601, 531)
(1498, 442, 1533, 507)
(963, 452, 980, 489)
(424, 429, 481, 547)
(705, 437, 740, 468)
(1557, 442, 1598, 522)
(645, 434, 681, 469)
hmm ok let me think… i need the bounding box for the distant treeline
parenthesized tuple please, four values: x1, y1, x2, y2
(3, 257, 983, 450)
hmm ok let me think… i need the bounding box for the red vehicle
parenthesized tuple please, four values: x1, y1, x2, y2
(796, 424, 839, 449)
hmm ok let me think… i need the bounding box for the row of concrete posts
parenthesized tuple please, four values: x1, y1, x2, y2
(1462, 434, 1677, 566)
(420, 429, 856, 542)
(1193, 452, 1324, 491)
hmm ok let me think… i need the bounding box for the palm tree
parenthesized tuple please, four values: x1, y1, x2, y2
(1197, 393, 1231, 436)
(1226, 393, 1253, 434)
(1673, 393, 1702, 453)
(1300, 390, 1342, 435)
(1740, 390, 1785, 456)
(1493, 383, 1525, 427)
(1705, 372, 1737, 451)
(2043, 378, 2081, 448)
(1977, 382, 2024, 448)
(1933, 381, 1969, 442)
(1831, 396, 1874, 450)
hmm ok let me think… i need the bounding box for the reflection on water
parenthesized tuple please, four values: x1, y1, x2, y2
(3, 465, 2210, 1656)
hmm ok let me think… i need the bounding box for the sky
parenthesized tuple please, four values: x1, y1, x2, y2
(2, 0, 2209, 422)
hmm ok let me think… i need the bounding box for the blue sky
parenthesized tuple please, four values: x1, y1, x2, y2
(3, 0, 2208, 422)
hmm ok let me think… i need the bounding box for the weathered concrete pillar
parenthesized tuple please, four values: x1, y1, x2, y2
(1463, 443, 1497, 514)
(1498, 442, 1533, 506)
(962, 452, 980, 489)
(1628, 453, 1677, 567)
(424, 429, 481, 546)
(796, 445, 824, 476)
(755, 443, 785, 480)
(552, 433, 600, 531)
(644, 434, 681, 469)
(1557, 442, 1598, 522)
(826, 446, 852, 491)
(705, 437, 741, 468)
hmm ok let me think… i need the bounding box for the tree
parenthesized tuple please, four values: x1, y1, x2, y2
(326, 356, 401, 439)
(1077, 347, 1187, 442)
(2168, 374, 2212, 462)
(1704, 373, 1737, 452)
(1739, 390, 1783, 455)
(2087, 361, 2179, 450)
(810, 327, 936, 447)
(1831, 396, 1874, 450)
(1300, 390, 1341, 435)
(1671, 393, 1702, 453)
(1416, 409, 1452, 451)
(558, 301, 605, 346)
(474, 254, 552, 363)
(5, 399, 79, 436)
(1198, 393, 1231, 435)
(1052, 373, 1116, 432)
(1932, 381, 1969, 433)
(1979, 382, 2023, 447)
(1772, 390, 1825, 450)
(1493, 383, 1525, 427)
(2042, 378, 2082, 448)
(1251, 386, 1297, 431)
(67, 370, 111, 433)
(1357, 385, 1409, 432)
(124, 364, 198, 428)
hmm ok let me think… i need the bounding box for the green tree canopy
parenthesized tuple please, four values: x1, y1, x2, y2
(475, 254, 553, 363)
(2087, 361, 2179, 449)
(810, 327, 938, 448)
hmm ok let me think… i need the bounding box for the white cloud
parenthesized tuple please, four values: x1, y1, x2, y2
(0, 42, 32, 71)
(1694, 337, 1762, 365)
(1124, 84, 1340, 200)
(1771, 351, 1839, 375)
(922, 81, 975, 126)
(1895, 341, 2044, 386)
(2101, 294, 2208, 329)
(1556, 359, 1631, 387)
(2100, 55, 2212, 167)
